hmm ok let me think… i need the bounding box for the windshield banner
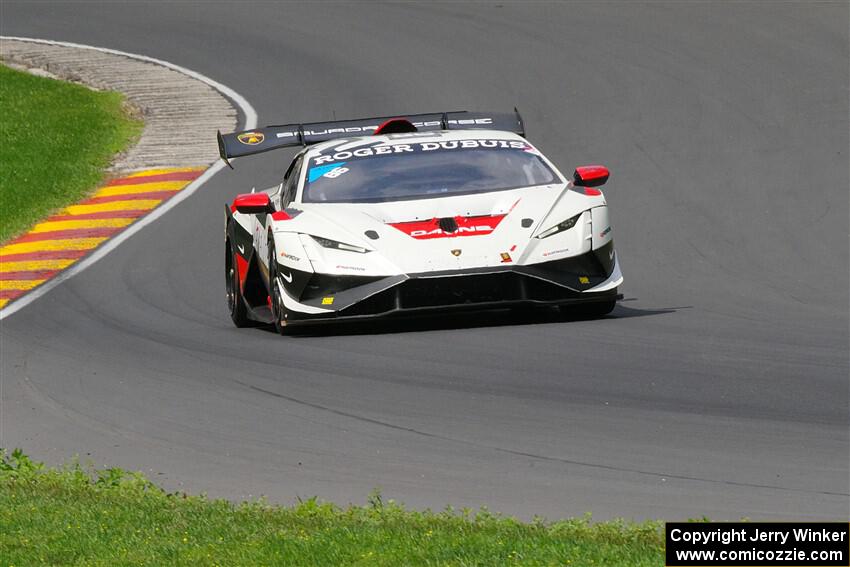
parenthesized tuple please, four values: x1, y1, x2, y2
(311, 139, 532, 166)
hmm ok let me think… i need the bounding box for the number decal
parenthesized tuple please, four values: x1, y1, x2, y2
(323, 167, 349, 179)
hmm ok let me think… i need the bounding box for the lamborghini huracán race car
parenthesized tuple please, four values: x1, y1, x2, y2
(219, 111, 622, 332)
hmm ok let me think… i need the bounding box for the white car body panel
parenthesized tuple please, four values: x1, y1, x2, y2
(228, 129, 622, 319)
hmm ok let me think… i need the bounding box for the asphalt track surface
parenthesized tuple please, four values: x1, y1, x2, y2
(2, 2, 848, 521)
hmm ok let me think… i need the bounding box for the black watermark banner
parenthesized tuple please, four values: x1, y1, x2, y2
(666, 522, 850, 566)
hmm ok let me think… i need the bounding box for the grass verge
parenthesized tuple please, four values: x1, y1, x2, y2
(0, 63, 142, 243)
(0, 450, 664, 566)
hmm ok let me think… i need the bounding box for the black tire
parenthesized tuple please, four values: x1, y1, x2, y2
(226, 240, 251, 327)
(559, 299, 616, 319)
(268, 238, 290, 335)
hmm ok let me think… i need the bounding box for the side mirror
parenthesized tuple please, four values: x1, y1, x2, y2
(573, 165, 610, 188)
(232, 193, 272, 214)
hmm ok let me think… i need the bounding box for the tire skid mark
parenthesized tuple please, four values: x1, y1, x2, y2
(239, 380, 849, 498)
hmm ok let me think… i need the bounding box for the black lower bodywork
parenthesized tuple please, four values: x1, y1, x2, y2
(226, 205, 619, 328)
(274, 241, 620, 326)
(284, 272, 620, 326)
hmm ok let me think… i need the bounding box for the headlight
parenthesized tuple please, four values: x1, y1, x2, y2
(535, 212, 583, 239)
(312, 235, 370, 253)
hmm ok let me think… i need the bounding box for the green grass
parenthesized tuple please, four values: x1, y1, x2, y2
(0, 63, 142, 243)
(0, 450, 664, 566)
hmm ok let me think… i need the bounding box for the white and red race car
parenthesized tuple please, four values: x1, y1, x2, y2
(220, 111, 622, 332)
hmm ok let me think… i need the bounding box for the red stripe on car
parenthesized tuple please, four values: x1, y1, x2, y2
(236, 254, 249, 290)
(389, 214, 506, 239)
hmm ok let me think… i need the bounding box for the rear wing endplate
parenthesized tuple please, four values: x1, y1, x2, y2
(217, 109, 525, 167)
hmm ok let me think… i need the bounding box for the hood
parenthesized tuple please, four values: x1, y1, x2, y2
(273, 183, 605, 275)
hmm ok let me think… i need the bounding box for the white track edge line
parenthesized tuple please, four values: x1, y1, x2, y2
(0, 36, 257, 320)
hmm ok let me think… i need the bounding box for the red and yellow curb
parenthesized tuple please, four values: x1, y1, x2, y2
(0, 167, 205, 308)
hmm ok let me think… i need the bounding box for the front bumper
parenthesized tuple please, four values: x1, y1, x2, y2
(281, 244, 623, 325)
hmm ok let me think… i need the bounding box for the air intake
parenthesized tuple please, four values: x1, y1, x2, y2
(438, 217, 458, 233)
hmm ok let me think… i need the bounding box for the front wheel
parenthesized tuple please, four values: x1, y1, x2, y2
(268, 239, 290, 335)
(226, 240, 251, 327)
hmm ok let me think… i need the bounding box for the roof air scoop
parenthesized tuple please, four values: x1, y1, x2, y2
(438, 217, 459, 233)
(374, 118, 418, 135)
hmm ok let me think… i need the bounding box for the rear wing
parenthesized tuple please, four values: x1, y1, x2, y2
(217, 109, 525, 167)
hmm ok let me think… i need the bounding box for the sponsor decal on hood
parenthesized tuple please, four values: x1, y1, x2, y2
(389, 214, 507, 240)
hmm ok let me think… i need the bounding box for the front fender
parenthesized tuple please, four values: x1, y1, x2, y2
(225, 205, 255, 263)
(271, 231, 314, 274)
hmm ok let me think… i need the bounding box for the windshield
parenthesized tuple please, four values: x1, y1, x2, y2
(302, 139, 560, 203)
